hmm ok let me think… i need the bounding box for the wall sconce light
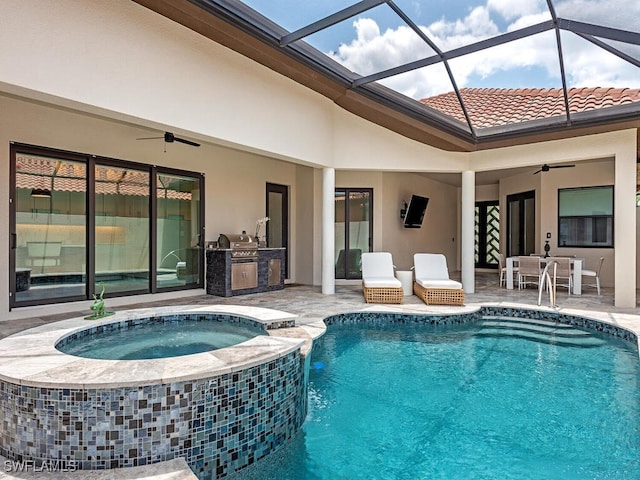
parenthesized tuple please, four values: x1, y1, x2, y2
(31, 188, 52, 198)
(400, 201, 408, 219)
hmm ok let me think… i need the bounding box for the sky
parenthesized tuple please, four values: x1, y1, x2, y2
(242, 0, 640, 100)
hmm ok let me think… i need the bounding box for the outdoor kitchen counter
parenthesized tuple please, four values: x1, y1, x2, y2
(206, 247, 285, 297)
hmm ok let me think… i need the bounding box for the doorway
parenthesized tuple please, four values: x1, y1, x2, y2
(335, 188, 373, 279)
(266, 182, 289, 278)
(475, 200, 500, 268)
(506, 190, 536, 257)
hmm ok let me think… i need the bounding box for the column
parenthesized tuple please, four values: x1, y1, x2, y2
(322, 167, 335, 295)
(614, 147, 636, 307)
(461, 170, 475, 294)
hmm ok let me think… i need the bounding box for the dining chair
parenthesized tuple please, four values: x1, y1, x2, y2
(517, 256, 542, 289)
(547, 257, 572, 295)
(582, 257, 604, 295)
(498, 253, 517, 288)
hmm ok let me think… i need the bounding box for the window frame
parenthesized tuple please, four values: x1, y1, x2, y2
(557, 185, 614, 248)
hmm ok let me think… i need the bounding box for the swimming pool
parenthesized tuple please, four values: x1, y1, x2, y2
(232, 308, 640, 480)
(56, 313, 267, 359)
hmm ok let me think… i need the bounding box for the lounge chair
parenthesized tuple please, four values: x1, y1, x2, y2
(361, 252, 403, 304)
(413, 253, 464, 305)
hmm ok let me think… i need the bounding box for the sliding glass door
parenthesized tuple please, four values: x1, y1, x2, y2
(94, 162, 150, 294)
(156, 172, 203, 289)
(12, 149, 87, 304)
(10, 144, 204, 308)
(335, 188, 373, 280)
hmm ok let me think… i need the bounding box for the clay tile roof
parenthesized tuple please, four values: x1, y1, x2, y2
(420, 87, 640, 128)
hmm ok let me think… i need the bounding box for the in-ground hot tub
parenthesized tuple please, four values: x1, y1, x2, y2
(55, 312, 268, 360)
(0, 305, 324, 479)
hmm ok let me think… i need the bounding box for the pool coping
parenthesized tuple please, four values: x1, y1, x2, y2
(0, 305, 325, 389)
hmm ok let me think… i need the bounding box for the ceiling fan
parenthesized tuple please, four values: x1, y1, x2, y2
(137, 131, 200, 147)
(533, 163, 575, 174)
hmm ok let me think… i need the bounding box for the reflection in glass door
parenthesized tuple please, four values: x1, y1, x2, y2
(12, 150, 87, 305)
(335, 188, 372, 279)
(156, 172, 203, 290)
(94, 163, 150, 294)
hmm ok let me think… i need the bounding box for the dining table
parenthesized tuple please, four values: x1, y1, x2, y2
(506, 256, 584, 294)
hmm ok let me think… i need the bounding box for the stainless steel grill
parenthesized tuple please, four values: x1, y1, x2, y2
(217, 233, 258, 260)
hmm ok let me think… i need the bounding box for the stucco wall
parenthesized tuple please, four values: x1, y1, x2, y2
(333, 171, 458, 273)
(382, 173, 459, 271)
(0, 95, 316, 314)
(499, 160, 616, 287)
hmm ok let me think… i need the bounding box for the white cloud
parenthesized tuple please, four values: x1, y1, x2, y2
(487, 0, 546, 21)
(554, 0, 640, 31)
(329, 18, 434, 76)
(325, 0, 640, 100)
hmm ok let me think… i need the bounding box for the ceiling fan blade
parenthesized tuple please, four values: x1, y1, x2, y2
(549, 164, 575, 169)
(533, 169, 542, 175)
(173, 137, 201, 147)
(137, 132, 200, 147)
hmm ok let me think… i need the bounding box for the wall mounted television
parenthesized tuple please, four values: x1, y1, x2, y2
(403, 194, 429, 228)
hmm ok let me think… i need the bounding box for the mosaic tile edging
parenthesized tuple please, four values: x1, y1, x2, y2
(0, 350, 308, 480)
(323, 306, 638, 345)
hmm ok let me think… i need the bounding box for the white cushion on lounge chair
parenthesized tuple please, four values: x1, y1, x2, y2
(414, 253, 460, 287)
(364, 276, 402, 288)
(416, 278, 462, 289)
(361, 252, 401, 288)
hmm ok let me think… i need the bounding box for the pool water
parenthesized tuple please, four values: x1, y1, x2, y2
(231, 317, 640, 480)
(57, 317, 265, 360)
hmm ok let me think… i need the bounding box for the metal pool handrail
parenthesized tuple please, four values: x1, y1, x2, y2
(538, 259, 559, 309)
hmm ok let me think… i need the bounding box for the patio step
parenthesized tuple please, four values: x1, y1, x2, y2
(478, 316, 606, 348)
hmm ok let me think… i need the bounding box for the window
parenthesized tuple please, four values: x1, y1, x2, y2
(558, 186, 613, 248)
